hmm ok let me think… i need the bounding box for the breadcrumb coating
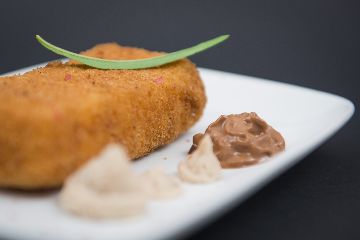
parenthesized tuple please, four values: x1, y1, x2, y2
(0, 43, 206, 189)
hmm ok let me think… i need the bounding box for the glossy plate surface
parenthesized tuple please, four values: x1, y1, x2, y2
(0, 64, 354, 240)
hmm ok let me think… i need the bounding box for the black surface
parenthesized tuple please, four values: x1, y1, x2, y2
(0, 1, 359, 240)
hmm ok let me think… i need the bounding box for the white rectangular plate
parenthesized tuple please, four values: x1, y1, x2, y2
(0, 65, 354, 240)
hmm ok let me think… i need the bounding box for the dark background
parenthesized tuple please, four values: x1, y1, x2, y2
(0, 0, 359, 239)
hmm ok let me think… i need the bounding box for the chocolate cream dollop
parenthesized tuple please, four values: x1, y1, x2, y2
(189, 112, 285, 168)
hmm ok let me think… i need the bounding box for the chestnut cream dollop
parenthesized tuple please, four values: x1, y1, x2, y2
(59, 144, 146, 218)
(189, 112, 285, 168)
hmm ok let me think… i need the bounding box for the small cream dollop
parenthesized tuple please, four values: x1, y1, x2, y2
(59, 144, 146, 218)
(141, 166, 182, 199)
(178, 134, 221, 183)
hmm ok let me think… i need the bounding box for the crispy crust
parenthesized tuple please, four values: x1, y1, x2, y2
(0, 43, 206, 189)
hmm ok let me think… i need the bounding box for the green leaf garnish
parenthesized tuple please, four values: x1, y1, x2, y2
(35, 34, 229, 70)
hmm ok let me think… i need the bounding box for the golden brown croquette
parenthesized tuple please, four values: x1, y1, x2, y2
(0, 43, 206, 189)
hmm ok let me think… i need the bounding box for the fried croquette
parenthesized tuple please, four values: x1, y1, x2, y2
(0, 43, 206, 189)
